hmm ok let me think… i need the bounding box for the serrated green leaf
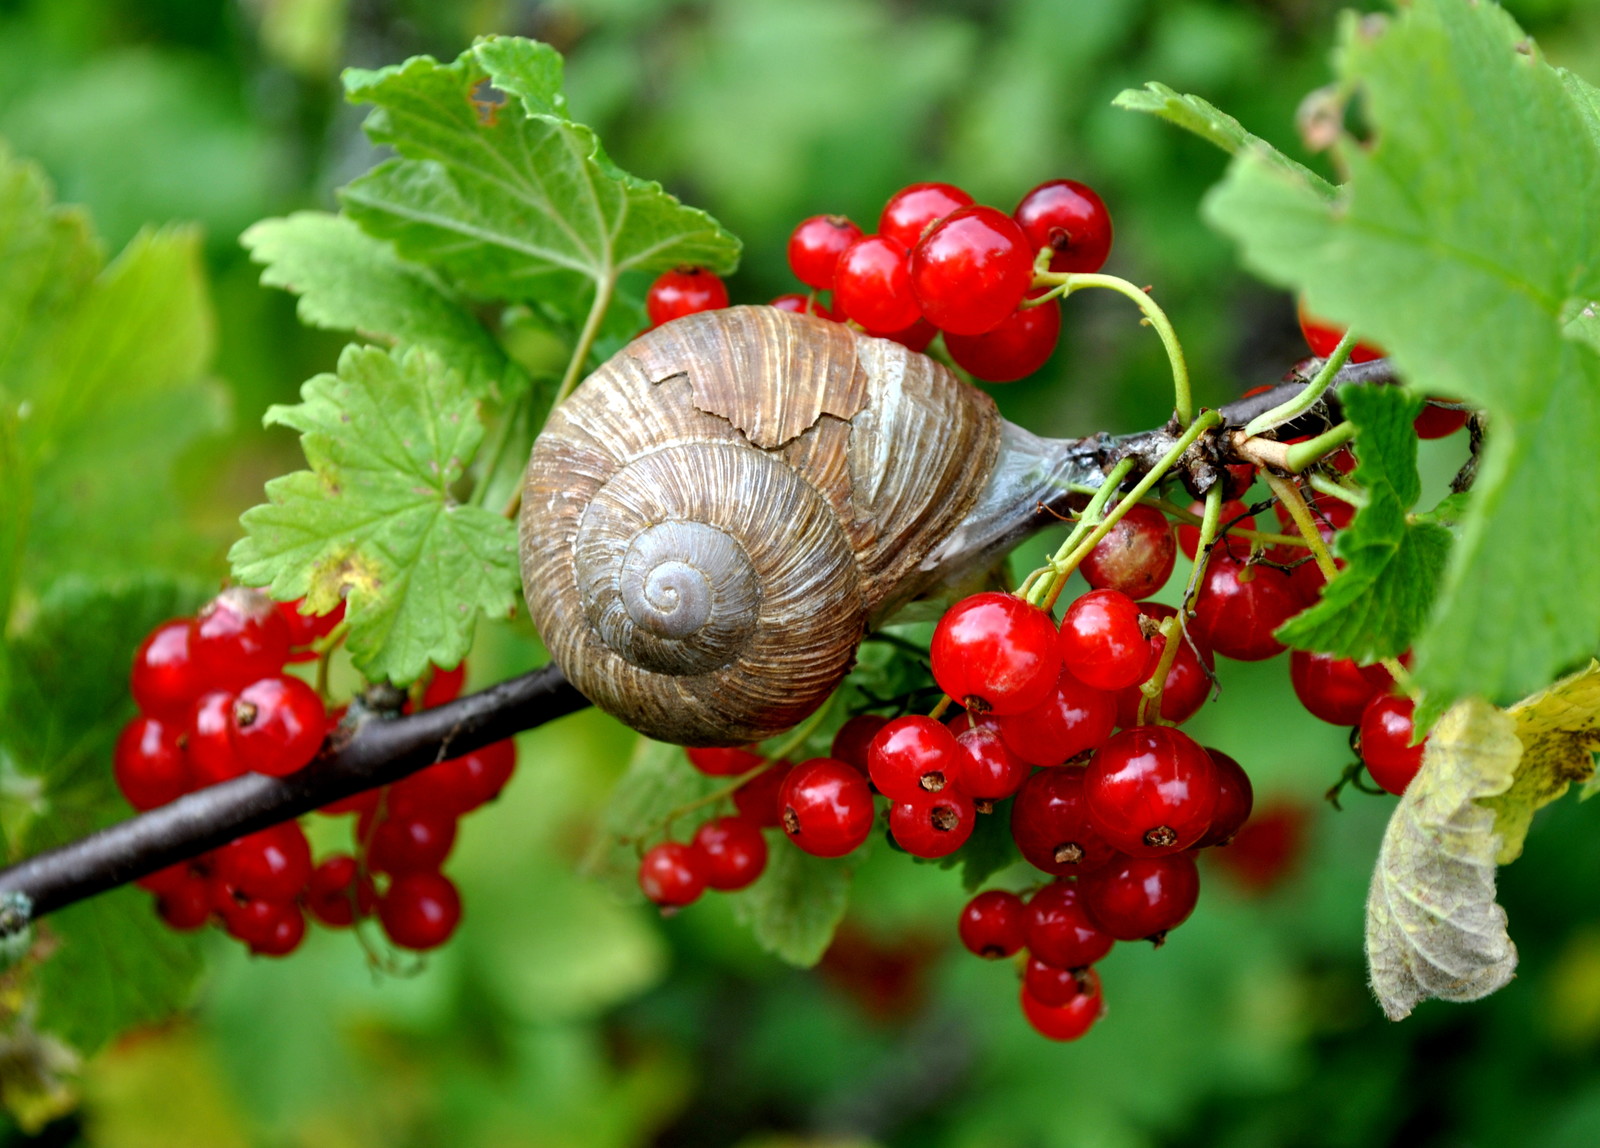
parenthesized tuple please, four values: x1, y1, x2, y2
(581, 736, 726, 898)
(728, 837, 861, 968)
(228, 344, 518, 685)
(241, 211, 514, 398)
(339, 37, 739, 319)
(1113, 81, 1337, 200)
(1204, 0, 1600, 712)
(1276, 388, 1451, 661)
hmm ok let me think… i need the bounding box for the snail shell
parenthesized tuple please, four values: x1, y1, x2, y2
(520, 305, 1095, 746)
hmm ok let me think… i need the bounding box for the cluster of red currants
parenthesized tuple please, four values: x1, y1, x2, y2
(644, 177, 1114, 383)
(117, 588, 516, 956)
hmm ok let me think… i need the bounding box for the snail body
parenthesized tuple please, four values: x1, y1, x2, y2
(520, 306, 1100, 746)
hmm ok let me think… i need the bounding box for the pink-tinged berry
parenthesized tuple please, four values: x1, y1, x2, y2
(305, 854, 377, 928)
(996, 670, 1117, 768)
(1026, 880, 1114, 969)
(958, 889, 1027, 958)
(787, 215, 863, 290)
(1019, 969, 1104, 1041)
(692, 816, 769, 891)
(1290, 649, 1382, 726)
(888, 788, 975, 859)
(192, 588, 294, 691)
(1360, 694, 1426, 795)
(1009, 767, 1117, 876)
(868, 715, 966, 802)
(909, 206, 1035, 336)
(1014, 179, 1113, 274)
(380, 871, 463, 950)
(229, 675, 327, 776)
(931, 592, 1062, 716)
(113, 716, 190, 811)
(942, 294, 1061, 381)
(686, 745, 765, 777)
(834, 235, 922, 333)
(130, 619, 203, 722)
(1079, 852, 1200, 942)
(1195, 749, 1253, 848)
(1059, 589, 1152, 692)
(878, 182, 974, 251)
(1079, 504, 1176, 600)
(646, 267, 729, 326)
(779, 757, 875, 858)
(1083, 726, 1217, 855)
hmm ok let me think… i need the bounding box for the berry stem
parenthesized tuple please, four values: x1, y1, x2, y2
(1306, 472, 1366, 509)
(1036, 270, 1192, 424)
(1025, 457, 1136, 609)
(1139, 484, 1222, 725)
(1285, 420, 1357, 472)
(1242, 328, 1357, 438)
(1260, 470, 1340, 580)
(1145, 497, 1309, 549)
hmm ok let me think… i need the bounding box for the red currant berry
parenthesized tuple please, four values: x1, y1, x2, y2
(909, 206, 1035, 336)
(363, 810, 457, 875)
(996, 669, 1117, 768)
(943, 293, 1061, 381)
(833, 235, 922, 333)
(1290, 649, 1381, 726)
(220, 895, 298, 951)
(778, 757, 876, 858)
(1297, 299, 1384, 363)
(877, 316, 937, 352)
(1177, 499, 1257, 562)
(1272, 477, 1355, 533)
(878, 182, 974, 251)
(305, 854, 377, 927)
(155, 877, 214, 931)
(953, 720, 1030, 801)
(113, 716, 190, 810)
(192, 588, 293, 691)
(733, 761, 792, 828)
(1024, 956, 1095, 1009)
(1083, 726, 1217, 855)
(831, 714, 889, 775)
(185, 689, 243, 789)
(646, 267, 729, 327)
(868, 715, 965, 802)
(129, 619, 203, 722)
(638, 840, 706, 907)
(1009, 766, 1117, 875)
(1080, 504, 1176, 600)
(1112, 603, 1215, 727)
(422, 662, 466, 708)
(691, 816, 769, 891)
(787, 215, 863, 290)
(249, 902, 307, 957)
(1190, 556, 1301, 662)
(1019, 969, 1104, 1041)
(138, 861, 197, 896)
(1210, 800, 1309, 894)
(321, 787, 381, 818)
(889, 787, 975, 859)
(1014, 179, 1113, 274)
(686, 745, 765, 777)
(931, 592, 1061, 716)
(1059, 589, 1152, 692)
(213, 822, 313, 903)
(380, 871, 462, 950)
(1026, 880, 1115, 969)
(1414, 401, 1469, 439)
(393, 738, 518, 818)
(1360, 694, 1425, 795)
(1195, 749, 1253, 848)
(957, 889, 1027, 958)
(229, 675, 326, 776)
(275, 596, 344, 661)
(769, 293, 840, 321)
(1079, 852, 1201, 943)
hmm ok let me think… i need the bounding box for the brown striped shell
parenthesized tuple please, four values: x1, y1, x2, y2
(519, 305, 1003, 746)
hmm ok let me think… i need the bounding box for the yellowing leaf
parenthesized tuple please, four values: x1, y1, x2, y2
(1365, 698, 1520, 1021)
(1482, 659, 1600, 863)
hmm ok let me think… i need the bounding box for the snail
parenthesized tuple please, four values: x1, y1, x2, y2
(519, 305, 1108, 746)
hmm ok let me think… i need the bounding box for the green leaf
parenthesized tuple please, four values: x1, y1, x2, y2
(1204, 0, 1600, 712)
(580, 737, 726, 898)
(935, 798, 1021, 891)
(1112, 81, 1337, 200)
(228, 344, 518, 685)
(241, 211, 514, 398)
(1275, 388, 1451, 661)
(339, 37, 739, 317)
(728, 837, 861, 968)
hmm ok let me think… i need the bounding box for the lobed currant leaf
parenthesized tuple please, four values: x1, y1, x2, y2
(580, 736, 726, 897)
(242, 211, 517, 398)
(727, 834, 863, 968)
(1205, 0, 1600, 717)
(228, 344, 518, 685)
(1275, 387, 1452, 662)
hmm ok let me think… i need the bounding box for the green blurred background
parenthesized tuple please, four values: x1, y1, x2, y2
(6, 0, 1600, 1144)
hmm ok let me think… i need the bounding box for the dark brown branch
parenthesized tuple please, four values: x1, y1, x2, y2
(0, 665, 589, 925)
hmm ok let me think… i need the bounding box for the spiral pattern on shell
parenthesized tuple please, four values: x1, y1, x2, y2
(521, 306, 1003, 746)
